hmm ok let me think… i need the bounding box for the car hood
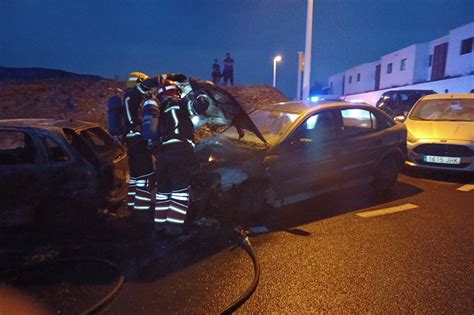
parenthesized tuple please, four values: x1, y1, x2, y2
(406, 119, 474, 141)
(196, 134, 268, 164)
(189, 79, 267, 143)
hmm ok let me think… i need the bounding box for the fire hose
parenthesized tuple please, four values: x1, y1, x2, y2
(220, 227, 261, 314)
(0, 228, 260, 314)
(0, 256, 125, 315)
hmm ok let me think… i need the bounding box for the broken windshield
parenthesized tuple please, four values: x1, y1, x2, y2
(222, 109, 299, 144)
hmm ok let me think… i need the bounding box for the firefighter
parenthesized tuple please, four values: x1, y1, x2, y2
(124, 72, 189, 214)
(122, 72, 155, 225)
(151, 79, 210, 236)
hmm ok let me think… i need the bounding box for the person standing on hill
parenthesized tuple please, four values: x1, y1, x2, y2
(211, 58, 221, 85)
(223, 53, 234, 86)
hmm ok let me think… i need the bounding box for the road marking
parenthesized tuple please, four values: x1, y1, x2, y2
(457, 184, 474, 192)
(356, 203, 419, 218)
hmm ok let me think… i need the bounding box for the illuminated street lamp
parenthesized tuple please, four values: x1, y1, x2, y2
(273, 55, 282, 88)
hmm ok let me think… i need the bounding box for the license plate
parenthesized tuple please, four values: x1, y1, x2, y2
(423, 155, 461, 164)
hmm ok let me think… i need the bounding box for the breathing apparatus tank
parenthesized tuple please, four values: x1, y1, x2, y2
(107, 95, 124, 137)
(141, 98, 160, 146)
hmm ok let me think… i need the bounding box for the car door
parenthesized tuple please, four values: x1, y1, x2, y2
(268, 110, 341, 199)
(77, 127, 127, 202)
(0, 129, 47, 226)
(38, 133, 92, 201)
(336, 108, 385, 188)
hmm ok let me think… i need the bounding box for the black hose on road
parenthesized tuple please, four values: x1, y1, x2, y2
(220, 228, 261, 314)
(0, 256, 125, 315)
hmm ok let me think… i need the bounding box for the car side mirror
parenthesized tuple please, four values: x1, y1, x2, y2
(394, 115, 406, 123)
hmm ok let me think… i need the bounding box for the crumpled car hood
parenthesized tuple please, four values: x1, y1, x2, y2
(406, 119, 474, 141)
(189, 79, 267, 143)
(196, 135, 267, 164)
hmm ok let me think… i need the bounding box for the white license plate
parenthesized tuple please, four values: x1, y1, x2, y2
(423, 155, 461, 164)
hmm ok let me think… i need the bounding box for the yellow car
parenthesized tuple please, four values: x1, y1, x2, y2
(396, 94, 474, 173)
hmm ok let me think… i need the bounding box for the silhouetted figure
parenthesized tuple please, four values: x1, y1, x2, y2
(223, 52, 234, 86)
(211, 58, 221, 85)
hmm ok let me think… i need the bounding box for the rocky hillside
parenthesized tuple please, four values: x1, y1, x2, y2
(0, 69, 289, 128)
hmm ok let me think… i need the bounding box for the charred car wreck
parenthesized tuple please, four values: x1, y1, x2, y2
(190, 83, 407, 224)
(0, 119, 127, 228)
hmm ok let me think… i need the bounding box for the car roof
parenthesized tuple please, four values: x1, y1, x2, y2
(260, 100, 375, 115)
(419, 93, 474, 100)
(0, 118, 99, 132)
(384, 89, 435, 93)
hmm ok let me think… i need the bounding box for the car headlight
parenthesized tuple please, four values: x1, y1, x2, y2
(407, 132, 417, 144)
(208, 154, 224, 163)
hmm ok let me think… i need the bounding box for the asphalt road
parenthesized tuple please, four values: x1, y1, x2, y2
(102, 171, 474, 314)
(2, 171, 473, 314)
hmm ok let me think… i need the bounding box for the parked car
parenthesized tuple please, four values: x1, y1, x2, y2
(193, 99, 407, 221)
(0, 119, 128, 228)
(376, 89, 436, 118)
(395, 94, 474, 173)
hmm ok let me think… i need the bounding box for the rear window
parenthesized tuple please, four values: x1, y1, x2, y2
(41, 136, 70, 162)
(340, 109, 378, 137)
(79, 127, 124, 161)
(0, 130, 37, 165)
(80, 128, 114, 153)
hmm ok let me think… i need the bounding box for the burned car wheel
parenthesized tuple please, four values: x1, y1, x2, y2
(373, 155, 399, 195)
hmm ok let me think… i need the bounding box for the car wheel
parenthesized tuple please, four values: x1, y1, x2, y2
(373, 155, 399, 195)
(238, 181, 266, 227)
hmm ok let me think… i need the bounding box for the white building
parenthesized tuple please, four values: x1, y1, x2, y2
(328, 71, 344, 96)
(445, 22, 474, 77)
(343, 61, 379, 94)
(379, 42, 429, 89)
(328, 21, 474, 97)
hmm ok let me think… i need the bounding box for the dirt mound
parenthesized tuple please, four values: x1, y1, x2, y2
(221, 85, 289, 112)
(0, 78, 123, 127)
(0, 78, 289, 128)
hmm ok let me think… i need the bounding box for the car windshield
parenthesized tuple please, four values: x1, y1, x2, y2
(410, 99, 474, 122)
(222, 109, 299, 144)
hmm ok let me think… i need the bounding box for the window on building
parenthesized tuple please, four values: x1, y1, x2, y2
(357, 73, 361, 81)
(460, 37, 473, 55)
(400, 58, 407, 71)
(348, 76, 352, 84)
(428, 54, 433, 67)
(387, 63, 393, 74)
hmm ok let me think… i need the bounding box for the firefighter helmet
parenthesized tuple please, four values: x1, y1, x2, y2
(127, 72, 148, 88)
(157, 80, 181, 101)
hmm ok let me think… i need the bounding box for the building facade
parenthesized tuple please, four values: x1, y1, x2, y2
(328, 21, 474, 96)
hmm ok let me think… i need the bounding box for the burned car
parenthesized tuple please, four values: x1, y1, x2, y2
(0, 119, 127, 228)
(191, 91, 407, 222)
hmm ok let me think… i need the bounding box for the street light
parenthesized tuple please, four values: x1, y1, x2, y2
(273, 55, 282, 87)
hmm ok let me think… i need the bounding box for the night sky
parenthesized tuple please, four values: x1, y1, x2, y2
(1, 0, 473, 98)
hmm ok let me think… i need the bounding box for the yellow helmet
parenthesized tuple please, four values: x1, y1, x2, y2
(127, 72, 148, 88)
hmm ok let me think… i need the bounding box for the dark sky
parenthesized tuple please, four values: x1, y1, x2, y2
(1, 0, 473, 98)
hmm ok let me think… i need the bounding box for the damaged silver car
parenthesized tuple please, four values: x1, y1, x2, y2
(190, 87, 407, 223)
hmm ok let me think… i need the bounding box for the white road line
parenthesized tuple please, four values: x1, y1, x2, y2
(457, 184, 474, 192)
(356, 203, 419, 218)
